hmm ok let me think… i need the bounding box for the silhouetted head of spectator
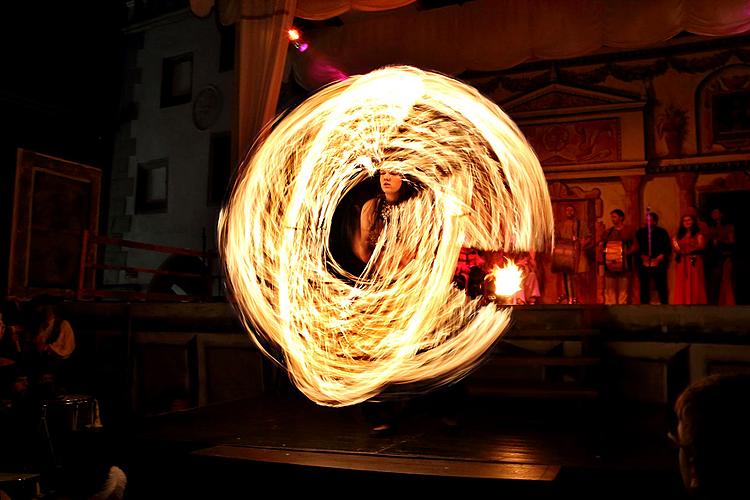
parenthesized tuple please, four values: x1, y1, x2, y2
(467, 266, 485, 299)
(673, 373, 750, 499)
(0, 363, 30, 401)
(452, 274, 466, 291)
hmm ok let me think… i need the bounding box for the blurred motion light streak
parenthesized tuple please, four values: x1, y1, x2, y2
(219, 66, 553, 407)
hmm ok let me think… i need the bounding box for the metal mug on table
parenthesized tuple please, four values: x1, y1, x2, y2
(41, 394, 102, 434)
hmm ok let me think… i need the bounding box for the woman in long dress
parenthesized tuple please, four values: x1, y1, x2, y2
(672, 214, 707, 305)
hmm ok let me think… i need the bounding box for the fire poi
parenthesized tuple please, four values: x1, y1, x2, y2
(219, 66, 553, 406)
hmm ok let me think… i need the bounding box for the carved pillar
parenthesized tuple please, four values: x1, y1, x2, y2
(620, 175, 644, 227)
(675, 172, 698, 216)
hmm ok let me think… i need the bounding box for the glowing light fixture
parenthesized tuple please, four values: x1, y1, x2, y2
(287, 27, 301, 41)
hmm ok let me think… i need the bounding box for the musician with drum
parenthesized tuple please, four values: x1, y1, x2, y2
(600, 209, 635, 304)
(634, 210, 672, 304)
(552, 205, 592, 304)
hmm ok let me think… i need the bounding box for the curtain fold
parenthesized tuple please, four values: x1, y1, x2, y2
(234, 0, 297, 157)
(190, 0, 414, 23)
(604, 0, 684, 48)
(187, 0, 750, 152)
(295, 0, 415, 20)
(684, 0, 750, 36)
(289, 0, 750, 89)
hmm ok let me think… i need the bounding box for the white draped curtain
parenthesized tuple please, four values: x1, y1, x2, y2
(190, 0, 750, 152)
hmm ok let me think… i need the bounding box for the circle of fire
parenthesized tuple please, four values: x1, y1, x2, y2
(219, 66, 553, 407)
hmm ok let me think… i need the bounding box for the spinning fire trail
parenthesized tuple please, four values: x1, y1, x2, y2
(219, 66, 553, 407)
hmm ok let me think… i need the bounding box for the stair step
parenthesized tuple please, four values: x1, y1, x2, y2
(466, 383, 600, 400)
(505, 329, 600, 339)
(487, 356, 601, 367)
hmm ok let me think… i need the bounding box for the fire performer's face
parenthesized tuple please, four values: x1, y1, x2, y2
(380, 170, 403, 198)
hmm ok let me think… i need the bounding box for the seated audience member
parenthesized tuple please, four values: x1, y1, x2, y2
(31, 301, 76, 392)
(32, 303, 76, 360)
(672, 373, 750, 499)
(55, 430, 127, 500)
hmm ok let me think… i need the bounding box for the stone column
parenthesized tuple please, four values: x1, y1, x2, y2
(675, 172, 698, 216)
(619, 175, 644, 304)
(620, 175, 644, 227)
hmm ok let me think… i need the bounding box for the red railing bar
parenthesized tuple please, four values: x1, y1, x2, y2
(85, 289, 204, 302)
(87, 263, 207, 280)
(91, 234, 207, 258)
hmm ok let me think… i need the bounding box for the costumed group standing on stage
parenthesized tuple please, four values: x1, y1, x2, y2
(455, 204, 737, 306)
(348, 169, 736, 306)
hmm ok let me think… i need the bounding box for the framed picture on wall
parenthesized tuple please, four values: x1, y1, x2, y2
(8, 149, 101, 298)
(712, 91, 750, 141)
(697, 64, 750, 152)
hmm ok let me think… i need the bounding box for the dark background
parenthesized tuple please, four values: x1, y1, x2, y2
(0, 1, 127, 289)
(0, 1, 126, 168)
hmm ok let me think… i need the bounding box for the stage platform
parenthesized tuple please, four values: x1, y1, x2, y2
(124, 392, 688, 497)
(54, 301, 747, 496)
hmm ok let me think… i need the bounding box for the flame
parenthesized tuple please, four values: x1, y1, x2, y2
(218, 66, 553, 407)
(287, 28, 301, 41)
(491, 260, 523, 297)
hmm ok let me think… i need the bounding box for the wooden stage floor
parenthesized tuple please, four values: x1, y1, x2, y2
(125, 391, 688, 497)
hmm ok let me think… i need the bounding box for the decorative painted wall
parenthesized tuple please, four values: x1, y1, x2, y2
(108, 10, 749, 304)
(465, 38, 750, 304)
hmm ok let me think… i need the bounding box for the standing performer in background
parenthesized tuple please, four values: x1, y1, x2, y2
(634, 210, 671, 304)
(600, 209, 635, 304)
(672, 213, 707, 305)
(704, 208, 735, 305)
(553, 205, 591, 304)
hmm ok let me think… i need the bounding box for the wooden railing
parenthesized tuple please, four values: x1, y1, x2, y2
(77, 230, 219, 302)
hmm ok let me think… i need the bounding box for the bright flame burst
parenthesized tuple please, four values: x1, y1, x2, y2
(219, 66, 553, 407)
(491, 260, 523, 297)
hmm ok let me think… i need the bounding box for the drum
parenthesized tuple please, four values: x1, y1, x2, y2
(552, 239, 579, 274)
(41, 394, 101, 433)
(605, 240, 625, 273)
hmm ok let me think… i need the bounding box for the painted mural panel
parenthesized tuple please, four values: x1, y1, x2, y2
(521, 118, 621, 165)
